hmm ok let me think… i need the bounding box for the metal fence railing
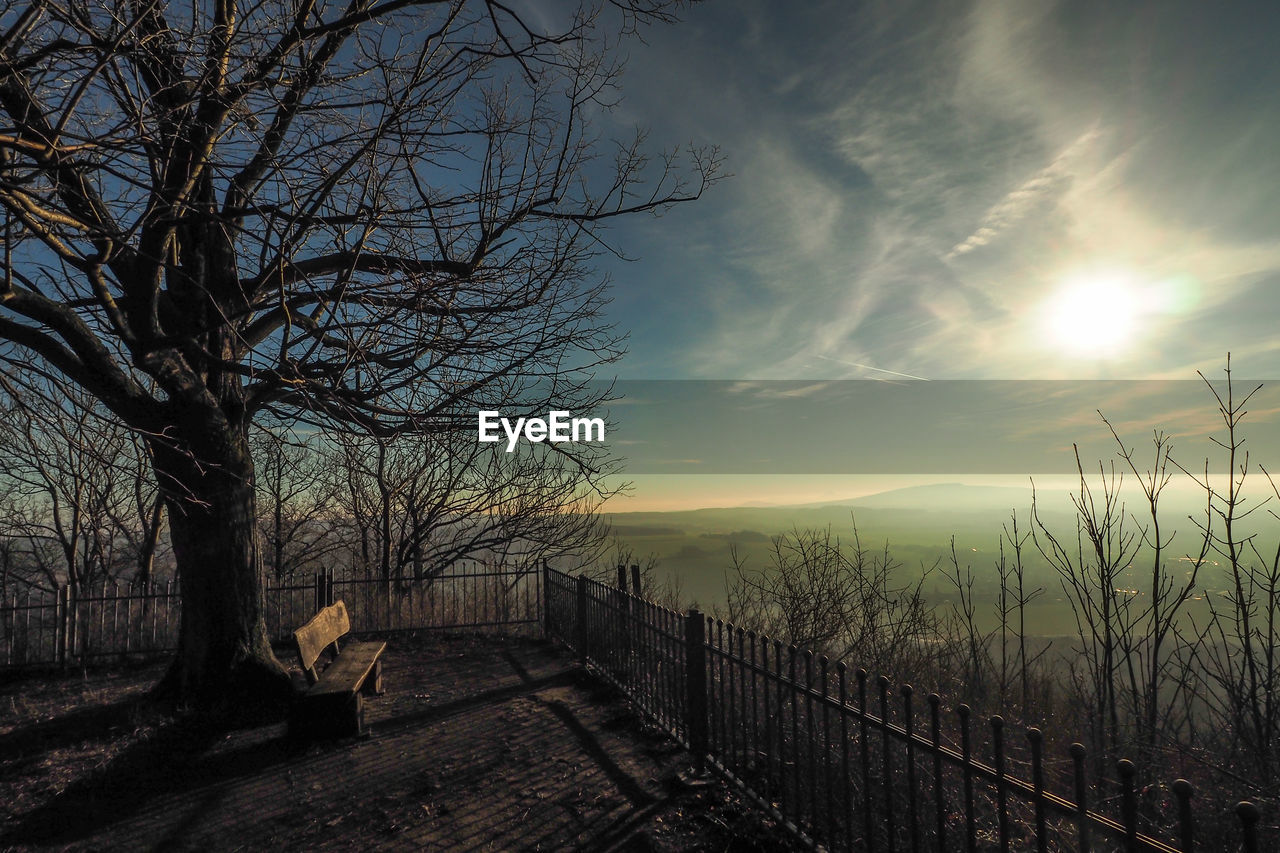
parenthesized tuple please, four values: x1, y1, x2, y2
(542, 565, 1268, 853)
(1, 580, 180, 668)
(265, 563, 543, 643)
(3, 560, 1271, 849)
(1, 561, 542, 669)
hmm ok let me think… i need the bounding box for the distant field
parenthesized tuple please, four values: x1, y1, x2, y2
(604, 482, 1239, 637)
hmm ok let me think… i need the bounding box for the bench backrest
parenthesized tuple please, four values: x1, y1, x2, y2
(294, 600, 351, 683)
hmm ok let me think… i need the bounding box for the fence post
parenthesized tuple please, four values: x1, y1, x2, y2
(1071, 743, 1091, 853)
(616, 564, 627, 591)
(630, 564, 641, 597)
(65, 584, 76, 667)
(541, 559, 552, 639)
(685, 608, 708, 776)
(1237, 801, 1260, 853)
(1118, 759, 1137, 852)
(1172, 778, 1194, 852)
(55, 584, 67, 668)
(314, 571, 325, 613)
(575, 574, 589, 658)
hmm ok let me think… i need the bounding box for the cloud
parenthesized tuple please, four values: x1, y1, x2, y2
(606, 0, 1280, 383)
(946, 127, 1102, 260)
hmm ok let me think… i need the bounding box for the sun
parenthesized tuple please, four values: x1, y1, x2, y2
(1042, 269, 1143, 358)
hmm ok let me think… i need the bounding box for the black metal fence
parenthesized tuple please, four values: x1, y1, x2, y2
(0, 561, 542, 668)
(543, 565, 1268, 853)
(3, 560, 1270, 849)
(1, 580, 179, 667)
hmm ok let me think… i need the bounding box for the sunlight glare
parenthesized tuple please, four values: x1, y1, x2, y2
(1042, 270, 1142, 358)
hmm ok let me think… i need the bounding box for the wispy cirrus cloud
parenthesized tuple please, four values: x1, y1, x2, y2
(603, 0, 1280, 384)
(946, 126, 1102, 260)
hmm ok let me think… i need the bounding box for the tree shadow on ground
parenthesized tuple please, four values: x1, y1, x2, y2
(1, 709, 296, 846)
(0, 696, 155, 764)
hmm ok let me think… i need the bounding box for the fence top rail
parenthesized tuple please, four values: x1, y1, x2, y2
(333, 568, 536, 583)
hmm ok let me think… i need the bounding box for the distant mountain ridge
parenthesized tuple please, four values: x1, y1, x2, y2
(807, 482, 1035, 511)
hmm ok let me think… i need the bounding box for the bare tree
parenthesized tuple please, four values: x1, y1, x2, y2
(251, 423, 342, 581)
(1032, 451, 1140, 757)
(1100, 416, 1201, 760)
(583, 531, 685, 610)
(995, 511, 1046, 710)
(0, 1, 719, 711)
(1176, 360, 1280, 785)
(939, 535, 996, 701)
(724, 523, 936, 677)
(0, 373, 166, 594)
(325, 425, 618, 585)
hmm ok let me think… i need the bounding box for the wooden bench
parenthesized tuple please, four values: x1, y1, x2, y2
(289, 600, 386, 739)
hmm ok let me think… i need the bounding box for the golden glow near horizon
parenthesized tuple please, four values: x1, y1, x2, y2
(1042, 268, 1144, 358)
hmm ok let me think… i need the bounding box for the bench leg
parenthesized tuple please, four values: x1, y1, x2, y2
(291, 691, 364, 739)
(361, 659, 384, 696)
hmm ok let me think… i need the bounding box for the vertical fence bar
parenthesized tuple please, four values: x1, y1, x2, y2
(685, 609, 708, 777)
(930, 694, 945, 853)
(164, 580, 174, 647)
(56, 585, 67, 668)
(1118, 759, 1137, 852)
(541, 560, 552, 638)
(821, 656, 833, 851)
(726, 622, 736, 766)
(1173, 779, 1194, 853)
(68, 584, 78, 661)
(6, 592, 14, 666)
(790, 646, 800, 828)
(858, 669, 874, 853)
(959, 704, 976, 853)
(903, 685, 918, 853)
(776, 640, 789, 823)
(879, 675, 895, 853)
(712, 620, 723, 757)
(630, 564, 641, 597)
(575, 574, 589, 658)
(1071, 743, 1091, 853)
(992, 716, 1009, 853)
(111, 582, 121, 655)
(97, 581, 106, 655)
(766, 637, 779, 806)
(737, 627, 748, 771)
(124, 582, 133, 653)
(840, 663, 852, 853)
(1237, 801, 1260, 853)
(1028, 728, 1048, 853)
(749, 630, 760, 780)
(806, 651, 816, 836)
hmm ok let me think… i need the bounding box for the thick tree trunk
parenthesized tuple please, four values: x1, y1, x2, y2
(150, 431, 291, 718)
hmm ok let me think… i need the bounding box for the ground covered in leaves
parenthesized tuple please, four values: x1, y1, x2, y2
(0, 635, 803, 851)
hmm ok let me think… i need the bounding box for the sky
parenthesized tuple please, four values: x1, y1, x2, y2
(571, 1, 1280, 510)
(596, 0, 1280, 383)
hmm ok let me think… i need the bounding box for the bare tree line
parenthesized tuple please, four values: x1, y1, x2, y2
(1, 375, 619, 600)
(718, 360, 1280, 821)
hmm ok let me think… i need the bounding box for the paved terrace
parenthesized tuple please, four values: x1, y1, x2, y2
(1, 636, 794, 851)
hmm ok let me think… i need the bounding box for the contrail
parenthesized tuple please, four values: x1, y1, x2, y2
(814, 354, 929, 380)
